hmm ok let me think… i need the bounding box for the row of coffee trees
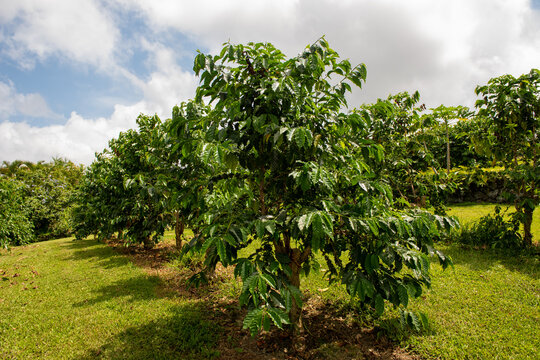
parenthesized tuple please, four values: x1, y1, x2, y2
(0, 159, 84, 249)
(70, 39, 539, 338)
(10, 39, 537, 339)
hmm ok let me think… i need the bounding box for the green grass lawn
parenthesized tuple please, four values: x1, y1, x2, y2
(0, 238, 219, 360)
(402, 245, 539, 359)
(446, 202, 540, 241)
(1, 203, 539, 359)
(391, 203, 539, 359)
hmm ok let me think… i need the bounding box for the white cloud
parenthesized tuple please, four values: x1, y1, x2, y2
(121, 0, 540, 108)
(0, 60, 198, 164)
(0, 81, 60, 120)
(2, 0, 540, 164)
(1, 0, 119, 70)
(1, 104, 139, 165)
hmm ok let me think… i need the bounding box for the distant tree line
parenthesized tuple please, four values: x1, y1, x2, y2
(0, 159, 84, 248)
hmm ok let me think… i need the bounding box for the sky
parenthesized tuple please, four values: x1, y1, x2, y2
(1, 0, 539, 165)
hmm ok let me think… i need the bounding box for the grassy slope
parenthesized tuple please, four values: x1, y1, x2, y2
(397, 203, 540, 359)
(0, 238, 218, 360)
(1, 203, 539, 359)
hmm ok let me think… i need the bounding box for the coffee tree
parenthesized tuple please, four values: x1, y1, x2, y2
(73, 115, 171, 247)
(431, 105, 471, 173)
(475, 69, 540, 246)
(173, 39, 454, 337)
(360, 92, 438, 205)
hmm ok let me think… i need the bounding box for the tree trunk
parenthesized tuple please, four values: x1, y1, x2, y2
(523, 207, 534, 247)
(446, 120, 451, 174)
(143, 237, 153, 250)
(174, 212, 184, 249)
(289, 248, 303, 329)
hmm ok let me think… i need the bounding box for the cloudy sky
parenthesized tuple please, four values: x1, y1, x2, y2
(1, 0, 539, 165)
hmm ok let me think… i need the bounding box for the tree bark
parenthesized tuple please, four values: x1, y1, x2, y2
(289, 248, 303, 329)
(286, 243, 311, 333)
(446, 120, 451, 174)
(143, 237, 153, 250)
(523, 207, 533, 247)
(174, 212, 184, 249)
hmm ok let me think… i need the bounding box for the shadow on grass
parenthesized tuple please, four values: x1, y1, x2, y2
(438, 244, 539, 280)
(62, 239, 132, 269)
(80, 302, 220, 360)
(72, 274, 164, 307)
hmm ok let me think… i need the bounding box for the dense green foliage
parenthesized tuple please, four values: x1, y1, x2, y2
(427, 117, 491, 169)
(65, 38, 539, 344)
(166, 39, 456, 337)
(360, 91, 436, 205)
(72, 115, 174, 248)
(449, 206, 523, 249)
(0, 159, 83, 246)
(0, 178, 34, 248)
(475, 69, 540, 246)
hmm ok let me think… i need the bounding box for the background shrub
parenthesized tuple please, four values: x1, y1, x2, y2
(0, 178, 34, 248)
(450, 206, 522, 249)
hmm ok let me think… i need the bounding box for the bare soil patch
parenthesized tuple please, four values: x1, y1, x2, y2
(106, 239, 420, 360)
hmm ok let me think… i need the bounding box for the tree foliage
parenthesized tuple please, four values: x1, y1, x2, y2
(0, 178, 34, 248)
(72, 115, 172, 247)
(170, 39, 455, 336)
(475, 69, 540, 246)
(0, 159, 83, 242)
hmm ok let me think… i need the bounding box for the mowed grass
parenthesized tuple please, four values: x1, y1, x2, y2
(0, 238, 219, 360)
(401, 245, 539, 359)
(394, 203, 540, 359)
(1, 203, 538, 359)
(446, 202, 540, 240)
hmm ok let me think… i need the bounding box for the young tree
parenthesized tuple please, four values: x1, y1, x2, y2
(431, 105, 471, 174)
(475, 69, 540, 246)
(174, 39, 454, 339)
(361, 91, 437, 204)
(164, 101, 213, 249)
(73, 115, 171, 248)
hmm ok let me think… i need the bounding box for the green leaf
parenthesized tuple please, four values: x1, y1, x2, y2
(243, 309, 263, 336)
(367, 219, 379, 236)
(398, 284, 409, 307)
(409, 312, 422, 332)
(298, 213, 313, 231)
(294, 127, 306, 148)
(260, 273, 277, 288)
(311, 213, 323, 251)
(255, 220, 265, 238)
(264, 221, 276, 235)
(268, 308, 290, 328)
(287, 284, 303, 308)
(216, 240, 228, 265)
(262, 313, 271, 331)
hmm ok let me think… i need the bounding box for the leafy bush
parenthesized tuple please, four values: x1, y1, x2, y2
(1, 159, 84, 241)
(0, 178, 34, 248)
(450, 206, 522, 249)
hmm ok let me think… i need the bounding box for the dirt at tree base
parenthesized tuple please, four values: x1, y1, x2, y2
(106, 239, 421, 360)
